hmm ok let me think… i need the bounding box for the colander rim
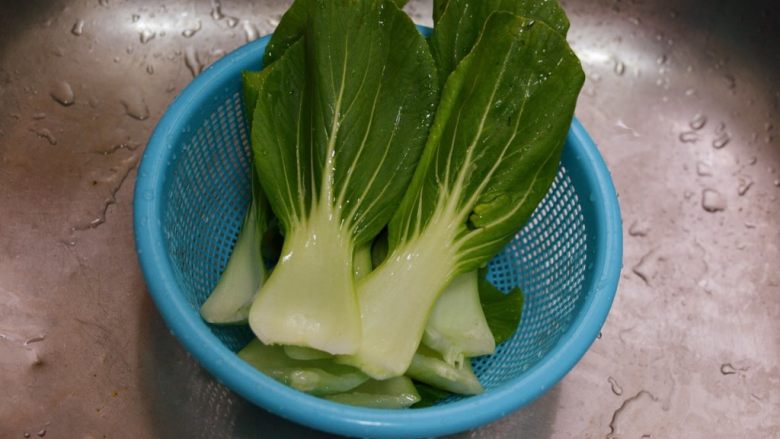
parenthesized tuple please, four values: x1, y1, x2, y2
(133, 30, 622, 439)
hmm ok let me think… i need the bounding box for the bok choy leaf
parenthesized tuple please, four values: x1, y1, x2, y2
(200, 66, 274, 325)
(345, 12, 584, 378)
(325, 376, 420, 408)
(247, 0, 438, 355)
(430, 0, 570, 86)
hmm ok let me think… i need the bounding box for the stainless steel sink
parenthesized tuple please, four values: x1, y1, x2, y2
(1, 0, 778, 437)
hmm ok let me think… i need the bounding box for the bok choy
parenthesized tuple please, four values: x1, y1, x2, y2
(247, 0, 438, 354)
(200, 0, 585, 407)
(345, 12, 584, 378)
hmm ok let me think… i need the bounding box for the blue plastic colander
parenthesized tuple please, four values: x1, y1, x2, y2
(133, 30, 622, 438)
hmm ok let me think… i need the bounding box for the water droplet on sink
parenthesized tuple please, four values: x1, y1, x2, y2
(30, 127, 58, 145)
(720, 363, 737, 375)
(614, 119, 639, 137)
(182, 21, 201, 38)
(628, 220, 650, 237)
(50, 80, 75, 106)
(632, 250, 656, 285)
(737, 176, 753, 195)
(712, 132, 730, 149)
(139, 29, 156, 44)
(98, 0, 109, 6)
(121, 93, 149, 120)
(211, 0, 224, 20)
(32, 112, 47, 120)
(71, 19, 84, 36)
(679, 131, 698, 143)
(685, 88, 696, 96)
(145, 64, 154, 75)
(723, 74, 736, 91)
(613, 59, 625, 76)
(37, 429, 46, 437)
(689, 113, 707, 130)
(656, 54, 667, 65)
(607, 376, 623, 396)
(242, 20, 258, 42)
(225, 16, 239, 28)
(702, 189, 726, 212)
(132, 14, 140, 22)
(184, 46, 203, 77)
(774, 179, 780, 187)
(696, 161, 712, 176)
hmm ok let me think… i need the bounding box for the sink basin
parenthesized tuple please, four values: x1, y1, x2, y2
(0, 0, 777, 437)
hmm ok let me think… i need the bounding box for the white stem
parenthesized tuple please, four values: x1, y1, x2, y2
(249, 205, 361, 355)
(344, 219, 459, 379)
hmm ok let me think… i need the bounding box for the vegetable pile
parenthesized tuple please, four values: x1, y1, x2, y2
(200, 0, 584, 408)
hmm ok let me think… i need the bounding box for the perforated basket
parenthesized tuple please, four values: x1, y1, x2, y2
(134, 33, 622, 439)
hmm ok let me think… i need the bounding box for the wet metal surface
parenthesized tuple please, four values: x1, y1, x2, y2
(1, 0, 778, 437)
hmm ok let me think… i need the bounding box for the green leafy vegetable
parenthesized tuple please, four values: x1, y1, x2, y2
(325, 376, 420, 408)
(369, 231, 495, 367)
(238, 339, 369, 395)
(432, 0, 449, 25)
(422, 270, 495, 365)
(241, 70, 269, 123)
(353, 244, 373, 280)
(370, 228, 389, 269)
(247, 0, 438, 355)
(478, 269, 524, 345)
(208, 0, 585, 408)
(411, 382, 452, 408)
(429, 0, 570, 86)
(406, 345, 482, 395)
(264, 0, 412, 66)
(200, 176, 269, 325)
(345, 12, 584, 378)
(283, 345, 333, 361)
